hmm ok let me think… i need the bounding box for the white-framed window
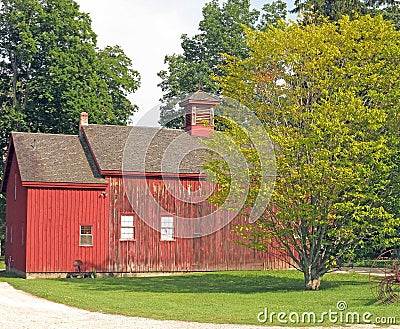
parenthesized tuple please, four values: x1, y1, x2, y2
(10, 226, 13, 244)
(80, 225, 93, 246)
(161, 216, 174, 241)
(120, 215, 134, 240)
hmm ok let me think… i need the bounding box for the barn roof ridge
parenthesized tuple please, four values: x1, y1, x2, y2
(11, 131, 77, 137)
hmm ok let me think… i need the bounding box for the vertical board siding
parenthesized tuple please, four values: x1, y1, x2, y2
(14, 172, 288, 274)
(4, 152, 27, 273)
(109, 175, 289, 272)
(26, 187, 108, 273)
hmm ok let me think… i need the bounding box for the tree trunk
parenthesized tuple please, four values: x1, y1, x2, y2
(305, 276, 322, 290)
(304, 267, 322, 290)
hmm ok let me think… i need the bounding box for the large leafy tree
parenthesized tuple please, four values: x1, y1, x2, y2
(0, 0, 140, 252)
(0, 0, 140, 136)
(157, 0, 286, 128)
(292, 0, 400, 261)
(292, 0, 400, 28)
(207, 15, 400, 290)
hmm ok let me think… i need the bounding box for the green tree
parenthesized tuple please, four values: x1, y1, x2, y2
(292, 0, 400, 28)
(208, 15, 400, 290)
(0, 0, 140, 250)
(292, 0, 400, 260)
(0, 0, 140, 137)
(157, 0, 286, 128)
(258, 0, 287, 29)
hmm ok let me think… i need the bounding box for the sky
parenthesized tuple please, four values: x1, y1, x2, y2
(75, 0, 295, 126)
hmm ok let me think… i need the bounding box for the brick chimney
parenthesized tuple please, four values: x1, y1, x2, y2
(179, 90, 220, 137)
(79, 112, 88, 131)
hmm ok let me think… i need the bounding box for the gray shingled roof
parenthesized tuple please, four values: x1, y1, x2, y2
(10, 132, 106, 185)
(83, 125, 209, 174)
(181, 90, 220, 103)
(1, 125, 211, 191)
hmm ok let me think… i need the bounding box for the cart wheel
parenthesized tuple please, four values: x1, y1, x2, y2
(369, 249, 400, 304)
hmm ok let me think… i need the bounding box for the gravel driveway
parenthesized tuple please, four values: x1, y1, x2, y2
(0, 281, 398, 329)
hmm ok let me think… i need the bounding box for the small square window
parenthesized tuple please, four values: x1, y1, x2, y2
(120, 215, 134, 240)
(80, 225, 93, 246)
(161, 216, 174, 241)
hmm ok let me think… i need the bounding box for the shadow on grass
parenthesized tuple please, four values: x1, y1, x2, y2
(56, 271, 367, 294)
(0, 270, 20, 279)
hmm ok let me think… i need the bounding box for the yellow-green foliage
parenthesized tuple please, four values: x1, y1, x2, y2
(210, 15, 400, 289)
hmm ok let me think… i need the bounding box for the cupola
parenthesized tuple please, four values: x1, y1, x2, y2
(179, 90, 220, 137)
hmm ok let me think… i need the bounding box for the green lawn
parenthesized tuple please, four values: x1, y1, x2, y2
(1, 270, 399, 326)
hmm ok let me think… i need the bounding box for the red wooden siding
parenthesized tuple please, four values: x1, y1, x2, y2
(5, 151, 27, 273)
(6, 162, 287, 275)
(108, 175, 288, 272)
(26, 187, 108, 273)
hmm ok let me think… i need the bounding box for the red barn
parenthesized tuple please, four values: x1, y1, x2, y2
(1, 91, 287, 278)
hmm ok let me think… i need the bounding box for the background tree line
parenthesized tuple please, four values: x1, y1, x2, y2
(158, 0, 400, 128)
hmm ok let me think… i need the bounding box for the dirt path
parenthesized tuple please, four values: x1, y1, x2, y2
(0, 281, 398, 329)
